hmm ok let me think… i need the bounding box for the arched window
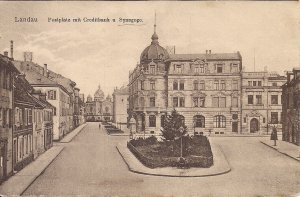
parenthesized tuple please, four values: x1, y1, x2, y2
(149, 115, 156, 127)
(173, 81, 178, 90)
(193, 115, 205, 128)
(161, 115, 165, 127)
(214, 115, 226, 128)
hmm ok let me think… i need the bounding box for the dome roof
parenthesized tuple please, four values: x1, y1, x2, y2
(140, 32, 169, 63)
(94, 85, 104, 99)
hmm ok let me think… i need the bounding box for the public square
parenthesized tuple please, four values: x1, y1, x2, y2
(23, 122, 300, 196)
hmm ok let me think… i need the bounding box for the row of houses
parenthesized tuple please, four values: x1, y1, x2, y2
(0, 43, 85, 183)
(127, 28, 286, 136)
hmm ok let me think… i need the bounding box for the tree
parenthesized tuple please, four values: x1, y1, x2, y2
(161, 109, 187, 141)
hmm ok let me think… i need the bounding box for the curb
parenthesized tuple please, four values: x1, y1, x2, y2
(20, 146, 65, 195)
(60, 124, 87, 143)
(116, 146, 231, 178)
(260, 141, 300, 163)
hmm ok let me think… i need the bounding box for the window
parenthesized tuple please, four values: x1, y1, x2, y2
(193, 97, 205, 107)
(232, 97, 238, 107)
(0, 108, 3, 127)
(231, 64, 238, 73)
(244, 117, 246, 123)
(220, 80, 226, 90)
(149, 115, 156, 127)
(139, 97, 145, 107)
(219, 97, 226, 107)
(258, 81, 262, 86)
(28, 109, 32, 125)
(214, 115, 226, 128)
(248, 95, 253, 104)
(200, 64, 205, 73)
(232, 80, 238, 90)
(150, 65, 155, 74)
(193, 115, 205, 128)
(199, 81, 205, 90)
(193, 81, 198, 90)
(214, 81, 219, 90)
(149, 97, 155, 107)
(140, 81, 144, 90)
(179, 97, 185, 107)
(272, 82, 277, 86)
(175, 65, 183, 73)
(179, 82, 184, 90)
(256, 95, 262, 105)
(173, 81, 178, 90)
(150, 81, 155, 90)
(271, 95, 278, 105)
(48, 90, 56, 100)
(194, 65, 199, 73)
(253, 81, 257, 86)
(217, 64, 223, 73)
(271, 112, 278, 124)
(173, 97, 178, 107)
(212, 97, 226, 107)
(248, 81, 252, 86)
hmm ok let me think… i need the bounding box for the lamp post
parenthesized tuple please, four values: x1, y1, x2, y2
(179, 126, 184, 158)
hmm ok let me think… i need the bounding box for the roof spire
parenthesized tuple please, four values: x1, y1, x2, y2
(154, 11, 157, 34)
(151, 11, 158, 44)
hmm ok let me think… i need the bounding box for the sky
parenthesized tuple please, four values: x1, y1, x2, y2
(0, 2, 299, 97)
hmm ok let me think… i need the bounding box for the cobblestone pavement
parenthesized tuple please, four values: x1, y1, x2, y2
(23, 122, 300, 196)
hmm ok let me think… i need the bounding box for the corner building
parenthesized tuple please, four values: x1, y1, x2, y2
(128, 30, 242, 135)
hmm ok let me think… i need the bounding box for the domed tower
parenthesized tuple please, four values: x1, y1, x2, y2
(86, 94, 93, 102)
(140, 18, 169, 64)
(94, 85, 104, 102)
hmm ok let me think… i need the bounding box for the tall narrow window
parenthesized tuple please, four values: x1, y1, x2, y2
(140, 81, 144, 90)
(199, 81, 205, 90)
(173, 81, 178, 90)
(149, 115, 156, 127)
(271, 95, 278, 105)
(214, 115, 226, 128)
(219, 97, 226, 107)
(179, 97, 185, 107)
(232, 97, 238, 107)
(150, 81, 155, 90)
(175, 65, 183, 73)
(214, 81, 219, 90)
(173, 97, 179, 107)
(179, 82, 184, 90)
(248, 95, 253, 104)
(200, 64, 205, 73)
(150, 65, 155, 74)
(232, 80, 238, 90)
(194, 65, 199, 73)
(217, 64, 223, 73)
(193, 81, 198, 90)
(150, 97, 155, 107)
(256, 95, 262, 105)
(220, 80, 226, 90)
(193, 115, 205, 128)
(271, 112, 278, 124)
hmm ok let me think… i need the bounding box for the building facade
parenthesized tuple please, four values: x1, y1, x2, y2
(113, 86, 129, 129)
(282, 68, 300, 146)
(85, 85, 113, 122)
(241, 71, 286, 134)
(0, 54, 17, 182)
(128, 28, 242, 135)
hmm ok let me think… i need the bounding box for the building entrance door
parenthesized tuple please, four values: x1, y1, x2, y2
(0, 142, 7, 182)
(232, 122, 238, 133)
(250, 118, 259, 133)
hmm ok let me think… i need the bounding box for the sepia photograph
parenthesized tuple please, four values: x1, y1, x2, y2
(0, 1, 299, 196)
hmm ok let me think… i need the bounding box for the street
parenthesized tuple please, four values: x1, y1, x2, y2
(23, 122, 300, 196)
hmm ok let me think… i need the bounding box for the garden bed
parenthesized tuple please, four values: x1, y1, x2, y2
(127, 136, 213, 168)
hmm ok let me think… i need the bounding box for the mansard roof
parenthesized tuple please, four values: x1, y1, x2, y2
(167, 52, 241, 61)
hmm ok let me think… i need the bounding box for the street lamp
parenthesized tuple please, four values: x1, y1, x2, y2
(179, 126, 184, 158)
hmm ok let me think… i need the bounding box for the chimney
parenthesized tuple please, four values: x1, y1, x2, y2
(10, 40, 13, 59)
(209, 50, 211, 54)
(44, 64, 48, 77)
(3, 51, 8, 57)
(205, 50, 208, 54)
(287, 71, 293, 83)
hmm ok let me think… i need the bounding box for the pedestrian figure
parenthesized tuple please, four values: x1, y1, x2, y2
(99, 123, 101, 129)
(209, 129, 212, 136)
(270, 127, 278, 146)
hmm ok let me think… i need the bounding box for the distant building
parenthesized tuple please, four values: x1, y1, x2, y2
(282, 68, 300, 146)
(241, 71, 286, 134)
(0, 53, 18, 183)
(113, 86, 129, 129)
(85, 85, 113, 122)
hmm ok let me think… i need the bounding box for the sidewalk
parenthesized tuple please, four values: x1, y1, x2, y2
(116, 139, 231, 177)
(60, 123, 87, 143)
(0, 146, 64, 195)
(260, 139, 300, 162)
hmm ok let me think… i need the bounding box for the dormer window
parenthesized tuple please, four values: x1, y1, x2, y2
(150, 65, 156, 74)
(175, 64, 183, 74)
(200, 64, 205, 73)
